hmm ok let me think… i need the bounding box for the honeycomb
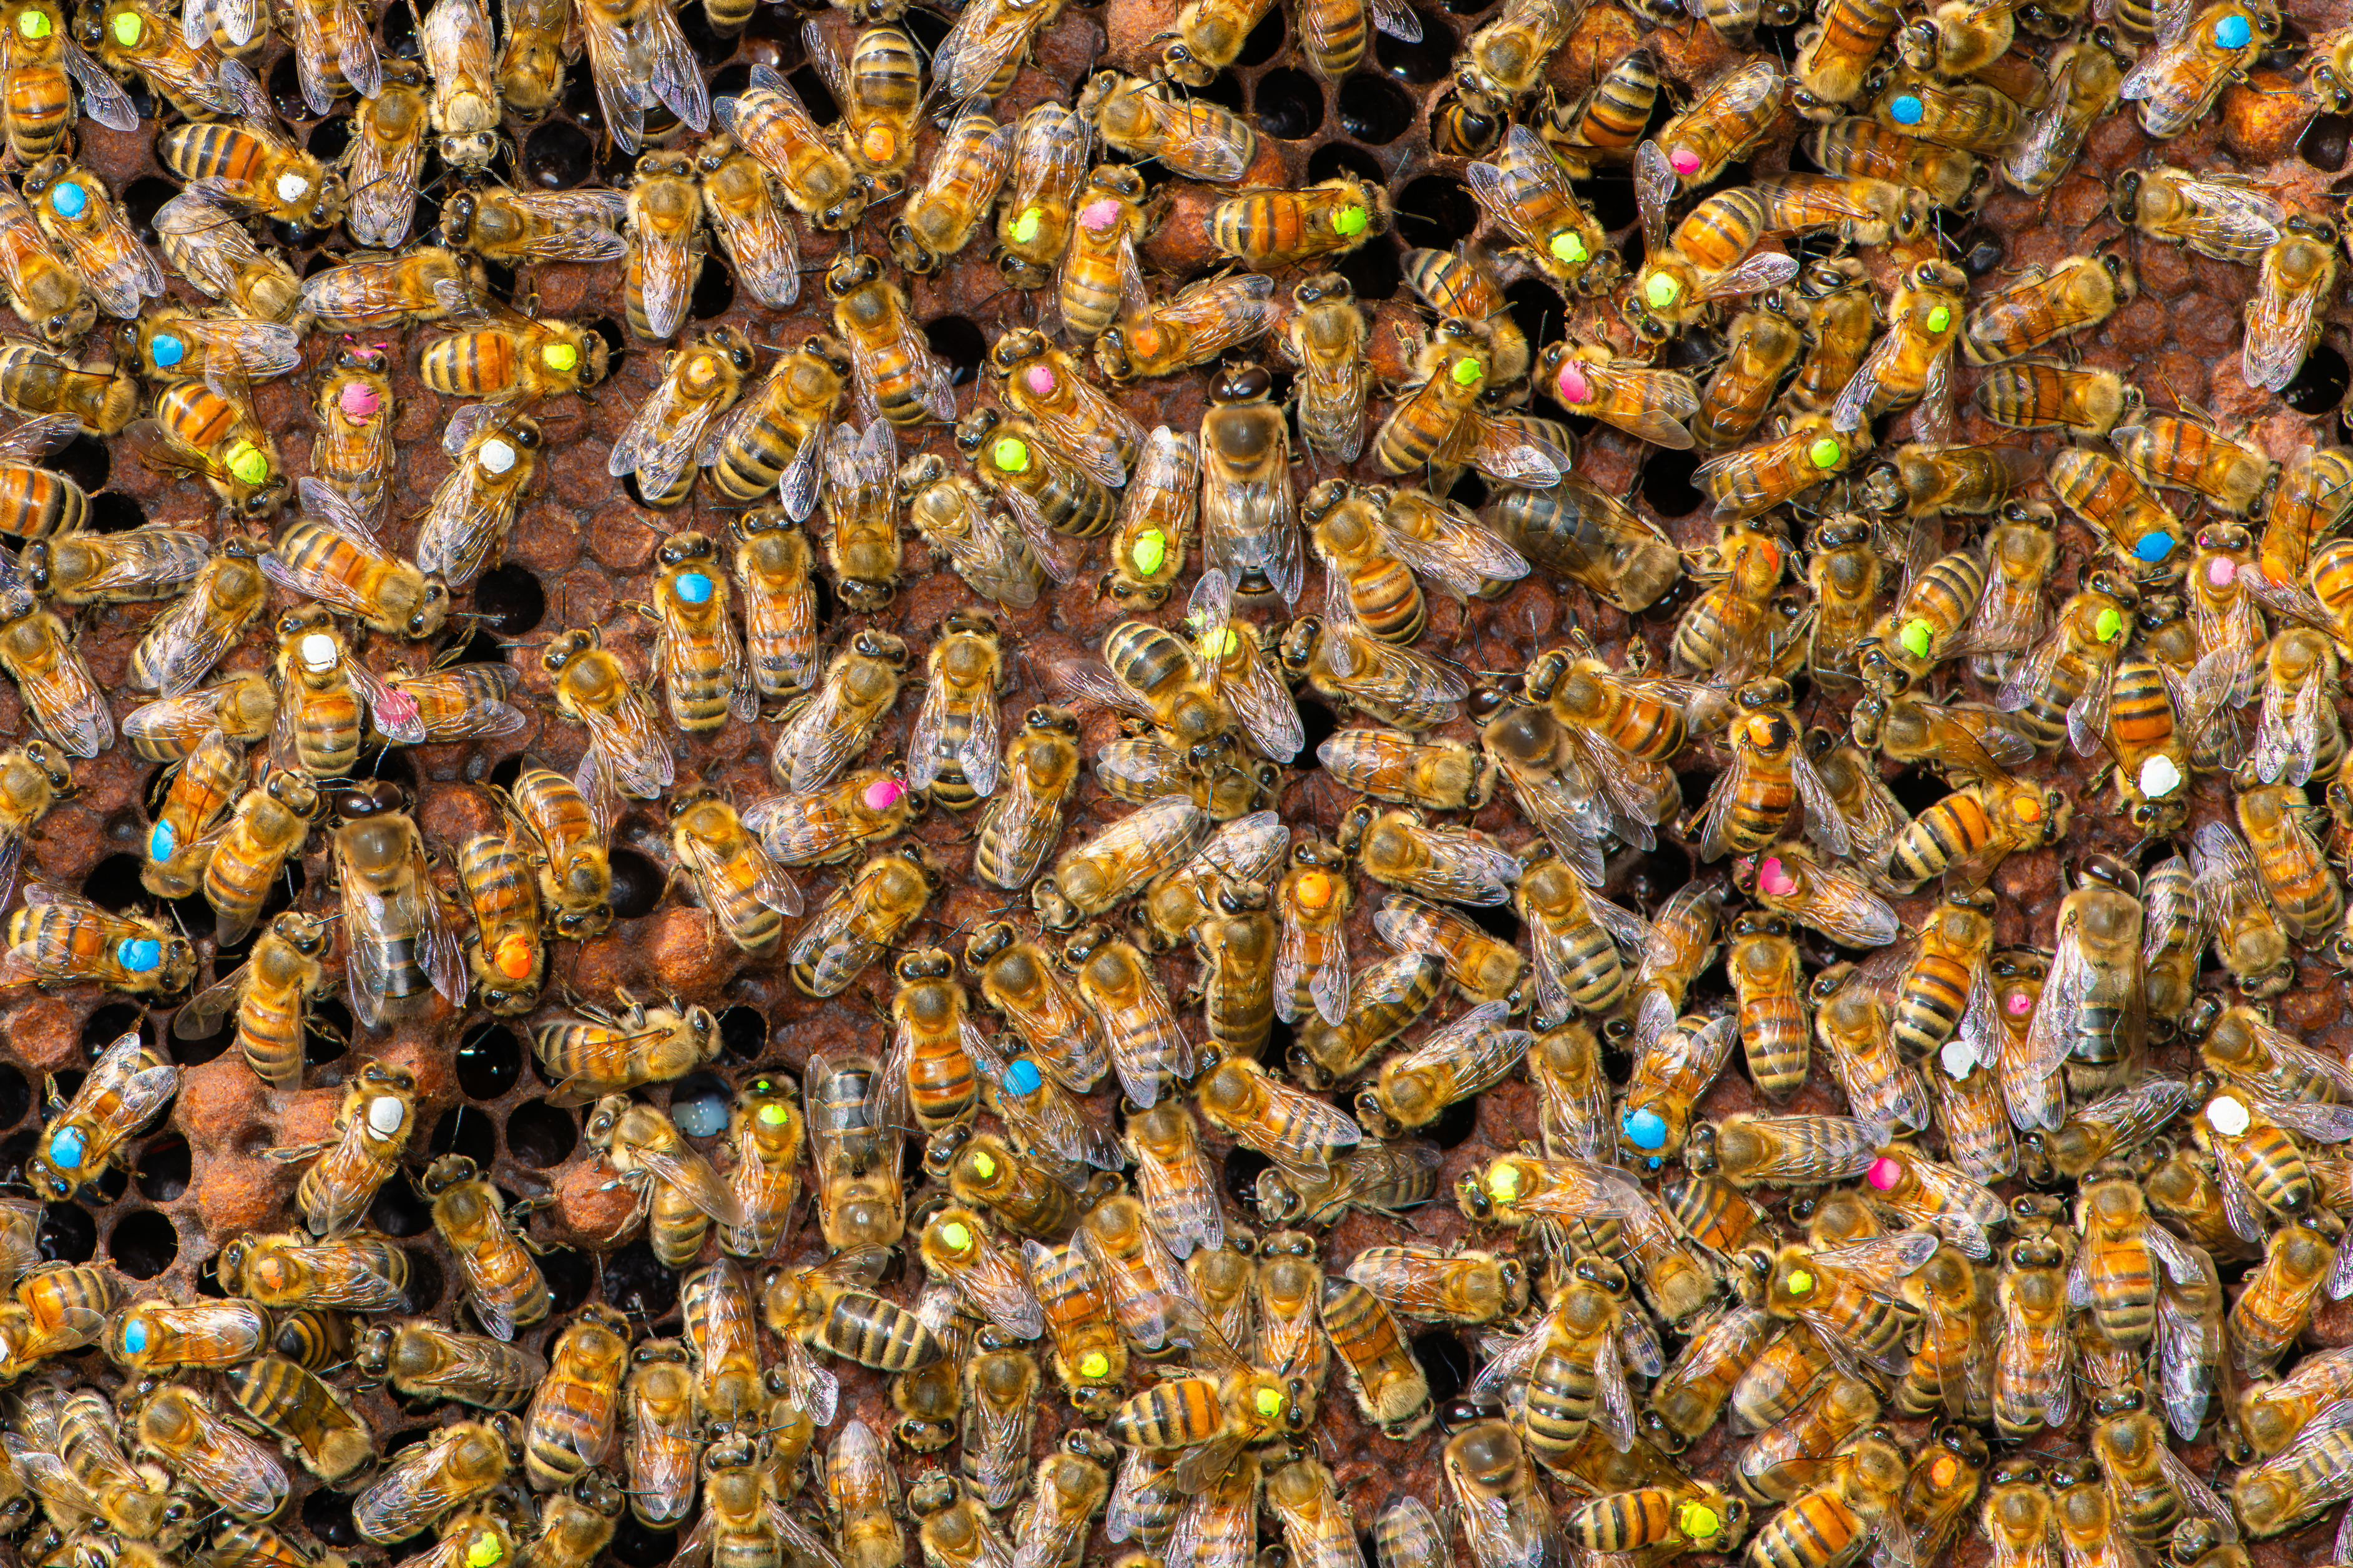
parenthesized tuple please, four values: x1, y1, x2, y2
(9, 0, 2353, 1561)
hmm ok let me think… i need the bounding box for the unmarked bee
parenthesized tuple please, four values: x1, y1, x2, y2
(263, 480, 450, 640)
(790, 844, 941, 998)
(2241, 213, 2338, 394)
(2003, 31, 2135, 193)
(1095, 270, 1279, 383)
(769, 628, 907, 793)
(545, 625, 674, 804)
(827, 251, 956, 426)
(1959, 253, 2138, 366)
(2193, 819, 2296, 997)
(889, 109, 1013, 275)
(1080, 70, 1256, 182)
(708, 333, 843, 511)
(154, 192, 303, 324)
(1973, 359, 2138, 439)
(670, 791, 800, 957)
(585, 1098, 743, 1269)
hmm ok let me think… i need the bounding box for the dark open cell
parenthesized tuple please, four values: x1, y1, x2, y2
(1447, 473, 1488, 513)
(541, 1244, 596, 1314)
(39, 1202, 95, 1263)
(369, 1172, 433, 1237)
(401, 1246, 446, 1313)
(507, 1098, 580, 1169)
(1583, 173, 1640, 235)
(668, 1071, 734, 1139)
(1292, 687, 1341, 764)
(306, 115, 353, 162)
(1337, 72, 1414, 144)
(611, 1518, 678, 1568)
(135, 1134, 190, 1202)
(457, 1022, 523, 1099)
(1622, 842, 1693, 909)
(2303, 113, 2353, 171)
(1221, 1144, 1272, 1211)
(0, 1064, 25, 1127)
(1256, 69, 1324, 140)
(691, 256, 736, 320)
(305, 250, 344, 278)
(1640, 449, 1707, 517)
(90, 1164, 128, 1204)
(1411, 1329, 1472, 1404)
(788, 64, 839, 123)
(120, 176, 178, 238)
(680, 0, 737, 65)
(117, 76, 154, 121)
(924, 316, 988, 387)
(87, 492, 147, 533)
(2285, 341, 2351, 414)
(707, 61, 755, 100)
(474, 561, 549, 635)
(303, 1488, 362, 1547)
(718, 1006, 768, 1063)
(487, 754, 528, 793)
(449, 625, 508, 670)
(308, 997, 353, 1066)
(1196, 72, 1247, 114)
(901, 6, 950, 52)
(1258, 1013, 1294, 1069)
(526, 122, 597, 190)
(1393, 175, 1478, 252)
(107, 1209, 177, 1279)
(1307, 140, 1384, 187)
(1952, 226, 2006, 278)
(1502, 277, 1565, 350)
(1377, 14, 1454, 79)
(607, 847, 666, 919)
(429, 1104, 498, 1166)
(267, 54, 310, 121)
(1336, 234, 1402, 300)
(1887, 766, 1950, 816)
(54, 435, 109, 493)
(81, 1001, 144, 1056)
(194, 1248, 227, 1297)
(0, 1128, 32, 1191)
(604, 1238, 679, 1319)
(1421, 1093, 1481, 1149)
(1237, 5, 1287, 66)
(378, 0, 420, 55)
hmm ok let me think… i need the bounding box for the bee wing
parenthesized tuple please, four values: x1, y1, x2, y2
(1200, 434, 1302, 605)
(2174, 176, 2286, 260)
(0, 412, 75, 467)
(1789, 746, 1852, 858)
(630, 0, 707, 129)
(1274, 907, 1346, 1026)
(19, 635, 114, 759)
(1108, 1449, 1178, 1544)
(348, 107, 427, 248)
(1376, 507, 1527, 599)
(2243, 254, 2324, 393)
(1134, 1141, 1223, 1260)
(2010, 937, 2092, 1132)
(630, 214, 697, 344)
(929, 0, 1022, 104)
(2065, 661, 2116, 757)
(1465, 408, 1564, 486)
(1027, 376, 1140, 490)
(624, 1134, 745, 1226)
(1700, 249, 1800, 304)
(1828, 325, 1914, 435)
(946, 1246, 1047, 1341)
(64, 41, 139, 131)
(1368, 0, 1421, 36)
(705, 175, 800, 310)
(607, 376, 692, 481)
(962, 688, 1003, 797)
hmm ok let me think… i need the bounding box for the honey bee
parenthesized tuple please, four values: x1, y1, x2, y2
(1436, 1396, 1557, 1568)
(962, 922, 1106, 1092)
(1956, 253, 2138, 368)
(324, 780, 461, 1030)
(908, 1474, 1015, 1567)
(1341, 801, 1519, 907)
(11, 1028, 172, 1204)
(354, 1319, 546, 1410)
(383, 419, 519, 589)
(300, 245, 483, 332)
(77, 0, 240, 119)
(2, 885, 189, 999)
(261, 480, 449, 640)
(544, 625, 675, 806)
(151, 374, 286, 517)
(1059, 164, 1149, 344)
(1280, 580, 1472, 732)
(609, 326, 755, 507)
(790, 844, 941, 998)
(1210, 177, 1391, 272)
(504, 767, 612, 941)
(1465, 125, 1614, 294)
(154, 191, 303, 324)
(349, 1419, 512, 1544)
(0, 186, 90, 348)
(997, 102, 1087, 288)
(19, 157, 159, 323)
(888, 109, 1014, 276)
(1096, 270, 1280, 385)
(2119, 0, 2276, 138)
(158, 118, 345, 234)
(1490, 477, 1681, 613)
(0, 348, 124, 444)
(2240, 213, 2337, 394)
(268, 1059, 416, 1236)
(104, 1297, 266, 1376)
(1152, 0, 1273, 82)
(620, 1340, 697, 1525)
(218, 1229, 408, 1314)
(2002, 30, 2134, 193)
(585, 1098, 743, 1267)
(1008, 1431, 1113, 1568)
(2192, 818, 2298, 997)
(1972, 360, 2140, 438)
(827, 251, 956, 427)
(1080, 71, 1257, 182)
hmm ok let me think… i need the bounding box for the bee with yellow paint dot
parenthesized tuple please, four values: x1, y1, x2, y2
(1567, 1481, 1751, 1557)
(419, 311, 610, 407)
(1208, 175, 1391, 269)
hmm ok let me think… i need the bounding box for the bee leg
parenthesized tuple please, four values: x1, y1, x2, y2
(263, 1141, 331, 1165)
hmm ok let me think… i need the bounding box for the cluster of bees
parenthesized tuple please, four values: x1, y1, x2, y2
(4, 0, 2353, 1552)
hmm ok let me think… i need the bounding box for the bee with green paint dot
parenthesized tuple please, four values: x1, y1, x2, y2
(1827, 258, 1967, 438)
(1208, 175, 1389, 269)
(995, 102, 1087, 288)
(1465, 125, 1616, 295)
(152, 376, 287, 520)
(953, 405, 1115, 571)
(901, 450, 1048, 610)
(1698, 413, 1864, 524)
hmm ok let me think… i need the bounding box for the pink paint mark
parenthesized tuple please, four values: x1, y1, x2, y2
(2006, 993, 2033, 1016)
(1078, 198, 1121, 233)
(1866, 1157, 1901, 1192)
(1669, 147, 1701, 175)
(375, 691, 420, 731)
(2207, 557, 2237, 587)
(339, 382, 381, 420)
(1024, 364, 1057, 397)
(1757, 856, 1796, 897)
(863, 778, 905, 811)
(1555, 364, 1591, 404)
